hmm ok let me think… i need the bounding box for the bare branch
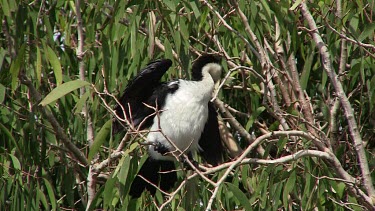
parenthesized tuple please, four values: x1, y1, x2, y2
(214, 98, 265, 156)
(300, 2, 375, 204)
(218, 118, 243, 158)
(201, 0, 260, 58)
(205, 130, 325, 210)
(74, 0, 96, 208)
(330, 0, 347, 149)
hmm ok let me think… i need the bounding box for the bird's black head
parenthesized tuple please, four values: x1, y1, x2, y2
(192, 54, 222, 81)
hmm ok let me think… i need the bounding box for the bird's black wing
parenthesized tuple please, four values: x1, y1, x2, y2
(113, 59, 173, 133)
(198, 102, 224, 166)
(129, 158, 176, 198)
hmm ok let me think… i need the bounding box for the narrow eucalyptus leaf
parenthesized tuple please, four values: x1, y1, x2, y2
(39, 80, 90, 106)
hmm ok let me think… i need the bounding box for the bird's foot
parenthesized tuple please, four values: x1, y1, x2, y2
(153, 142, 170, 155)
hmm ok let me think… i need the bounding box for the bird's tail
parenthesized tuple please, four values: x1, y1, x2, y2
(129, 157, 177, 198)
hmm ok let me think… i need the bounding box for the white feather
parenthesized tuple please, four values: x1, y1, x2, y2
(147, 63, 221, 161)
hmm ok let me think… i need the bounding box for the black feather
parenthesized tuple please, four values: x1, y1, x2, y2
(115, 55, 225, 198)
(129, 158, 177, 198)
(198, 102, 224, 166)
(113, 59, 174, 133)
(191, 54, 221, 81)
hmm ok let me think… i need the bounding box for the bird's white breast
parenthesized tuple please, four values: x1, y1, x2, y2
(147, 79, 214, 160)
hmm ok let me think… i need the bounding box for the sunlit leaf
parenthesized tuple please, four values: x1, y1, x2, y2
(9, 154, 21, 171)
(45, 45, 63, 85)
(1, 1, 374, 210)
(39, 80, 90, 106)
(290, 0, 302, 10)
(163, 0, 176, 11)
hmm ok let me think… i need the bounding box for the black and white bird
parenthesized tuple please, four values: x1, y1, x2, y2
(113, 54, 224, 198)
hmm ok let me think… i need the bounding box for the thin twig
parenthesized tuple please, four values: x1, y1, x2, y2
(300, 2, 375, 206)
(205, 130, 325, 210)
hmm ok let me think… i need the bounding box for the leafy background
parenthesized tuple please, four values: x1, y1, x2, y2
(1, 0, 375, 210)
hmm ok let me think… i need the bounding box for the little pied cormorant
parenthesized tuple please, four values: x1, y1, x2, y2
(113, 54, 224, 198)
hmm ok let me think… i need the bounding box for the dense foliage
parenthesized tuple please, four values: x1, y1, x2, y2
(1, 0, 375, 210)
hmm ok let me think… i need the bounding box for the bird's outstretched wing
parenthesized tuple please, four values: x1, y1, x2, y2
(113, 59, 173, 133)
(198, 102, 224, 166)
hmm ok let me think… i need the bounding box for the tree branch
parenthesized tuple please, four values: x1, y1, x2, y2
(19, 74, 88, 166)
(214, 98, 264, 156)
(205, 130, 326, 210)
(300, 2, 375, 204)
(74, 0, 95, 208)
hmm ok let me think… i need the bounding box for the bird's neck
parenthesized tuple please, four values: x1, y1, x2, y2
(191, 71, 215, 101)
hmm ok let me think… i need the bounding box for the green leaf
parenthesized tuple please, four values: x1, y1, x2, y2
(246, 106, 265, 130)
(259, 0, 271, 22)
(88, 119, 112, 162)
(74, 91, 90, 114)
(369, 76, 375, 112)
(130, 20, 137, 58)
(349, 15, 359, 40)
(36, 47, 42, 84)
(190, 1, 200, 18)
(277, 136, 288, 155)
(37, 187, 50, 210)
(123, 142, 138, 155)
(335, 182, 346, 199)
(226, 182, 252, 211)
(283, 170, 296, 208)
(302, 170, 313, 209)
(300, 52, 313, 90)
(241, 165, 250, 191)
(0, 83, 5, 103)
(164, 38, 173, 63)
(198, 8, 209, 32)
(163, 0, 176, 11)
(43, 178, 57, 211)
(10, 44, 26, 92)
(113, 155, 126, 177)
(289, 0, 302, 10)
(2, 0, 11, 17)
(39, 80, 90, 106)
(87, 185, 105, 211)
(103, 177, 116, 208)
(102, 35, 111, 83)
(0, 123, 21, 153)
(179, 18, 188, 41)
(358, 23, 375, 42)
(9, 154, 21, 171)
(117, 155, 131, 185)
(0, 49, 6, 70)
(45, 46, 63, 85)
